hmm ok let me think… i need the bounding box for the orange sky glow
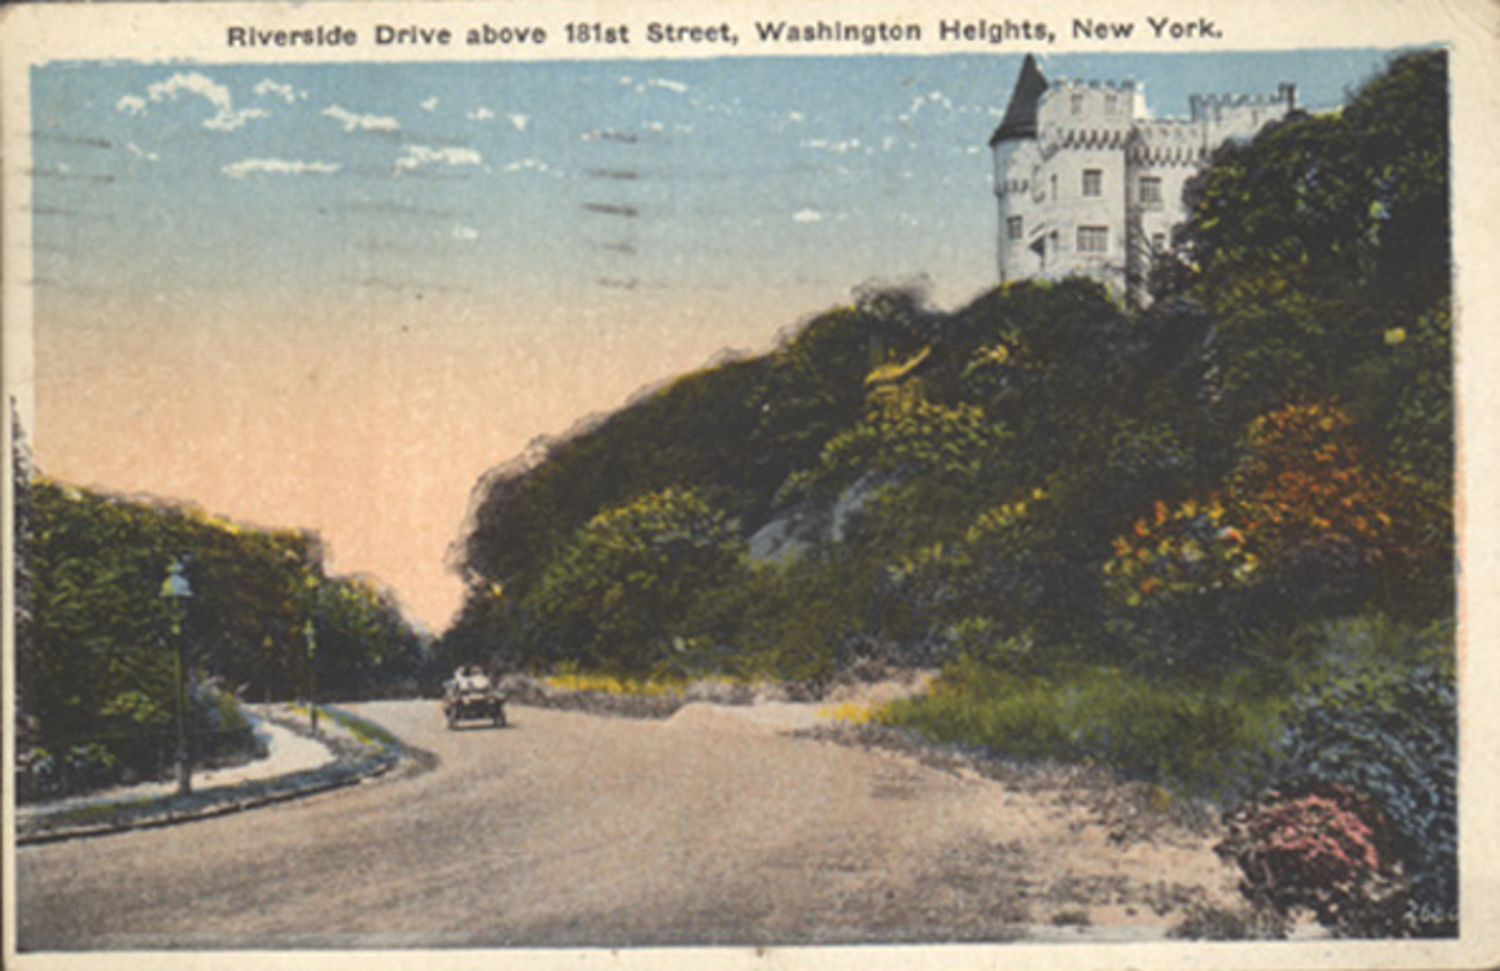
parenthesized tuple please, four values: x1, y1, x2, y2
(31, 285, 851, 630)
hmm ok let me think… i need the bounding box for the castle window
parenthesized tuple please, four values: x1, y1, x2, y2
(1071, 93, 1084, 115)
(1050, 173, 1058, 200)
(1139, 176, 1162, 205)
(1082, 169, 1103, 197)
(1151, 232, 1167, 252)
(1105, 94, 1119, 115)
(1007, 216, 1024, 241)
(1078, 226, 1108, 254)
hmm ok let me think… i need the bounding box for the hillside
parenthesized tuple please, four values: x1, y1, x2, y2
(440, 51, 1455, 936)
(447, 51, 1450, 682)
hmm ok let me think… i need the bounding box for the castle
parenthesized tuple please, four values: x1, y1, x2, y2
(991, 55, 1297, 304)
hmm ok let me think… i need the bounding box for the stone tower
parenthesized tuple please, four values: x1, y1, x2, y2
(991, 55, 1297, 305)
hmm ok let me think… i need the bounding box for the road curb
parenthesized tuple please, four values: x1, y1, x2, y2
(16, 707, 403, 846)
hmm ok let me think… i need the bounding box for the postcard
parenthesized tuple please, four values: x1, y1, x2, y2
(3, 1, 1497, 968)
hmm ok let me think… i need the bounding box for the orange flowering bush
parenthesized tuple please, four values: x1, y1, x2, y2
(1106, 402, 1420, 615)
(1228, 402, 1406, 566)
(1103, 401, 1449, 669)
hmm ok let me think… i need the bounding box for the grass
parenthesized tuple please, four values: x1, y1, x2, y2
(880, 660, 1289, 800)
(320, 705, 403, 750)
(283, 703, 403, 751)
(44, 795, 156, 826)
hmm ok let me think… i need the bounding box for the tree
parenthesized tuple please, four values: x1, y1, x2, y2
(1173, 50, 1450, 433)
(18, 477, 426, 795)
(311, 576, 430, 700)
(528, 488, 749, 677)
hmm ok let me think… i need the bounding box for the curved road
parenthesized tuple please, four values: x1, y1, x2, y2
(17, 700, 1235, 949)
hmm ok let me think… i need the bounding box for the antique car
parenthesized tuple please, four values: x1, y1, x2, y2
(442, 667, 507, 729)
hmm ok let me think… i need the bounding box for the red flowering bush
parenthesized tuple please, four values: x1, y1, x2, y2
(1218, 780, 1408, 935)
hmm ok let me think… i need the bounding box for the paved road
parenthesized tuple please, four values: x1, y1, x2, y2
(16, 700, 1235, 950)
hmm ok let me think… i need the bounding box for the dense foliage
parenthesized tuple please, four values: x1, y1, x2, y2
(449, 51, 1450, 657)
(14, 477, 429, 798)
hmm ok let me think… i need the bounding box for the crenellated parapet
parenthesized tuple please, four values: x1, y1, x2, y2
(1052, 77, 1141, 92)
(1189, 83, 1297, 120)
(1126, 122, 1210, 167)
(1048, 128, 1133, 152)
(990, 55, 1298, 305)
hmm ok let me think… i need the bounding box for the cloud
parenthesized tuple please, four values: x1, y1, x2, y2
(908, 91, 954, 114)
(897, 91, 957, 126)
(467, 107, 495, 121)
(501, 158, 551, 174)
(209, 108, 270, 132)
(254, 79, 305, 104)
(144, 72, 268, 131)
(323, 105, 401, 133)
(116, 95, 147, 115)
(793, 208, 823, 223)
(802, 138, 865, 154)
(395, 145, 482, 171)
(508, 114, 531, 132)
(421, 97, 439, 112)
(126, 142, 159, 162)
(639, 120, 695, 135)
(623, 75, 689, 95)
(222, 158, 342, 179)
(453, 225, 480, 242)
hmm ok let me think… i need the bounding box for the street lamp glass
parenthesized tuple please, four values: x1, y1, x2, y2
(161, 560, 193, 601)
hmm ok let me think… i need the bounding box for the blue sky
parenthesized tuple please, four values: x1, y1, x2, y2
(28, 49, 1412, 627)
(31, 50, 1403, 313)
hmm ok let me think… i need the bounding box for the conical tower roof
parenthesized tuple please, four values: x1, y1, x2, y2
(989, 54, 1048, 146)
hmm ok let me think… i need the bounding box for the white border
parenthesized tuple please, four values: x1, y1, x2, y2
(3, 1, 1497, 968)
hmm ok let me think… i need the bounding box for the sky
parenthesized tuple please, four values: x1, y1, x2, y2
(27, 49, 1407, 631)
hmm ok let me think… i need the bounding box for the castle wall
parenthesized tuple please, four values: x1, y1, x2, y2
(996, 81, 1139, 291)
(993, 69, 1295, 303)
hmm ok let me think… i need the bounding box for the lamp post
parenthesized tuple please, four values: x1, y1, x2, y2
(305, 617, 319, 736)
(160, 557, 193, 796)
